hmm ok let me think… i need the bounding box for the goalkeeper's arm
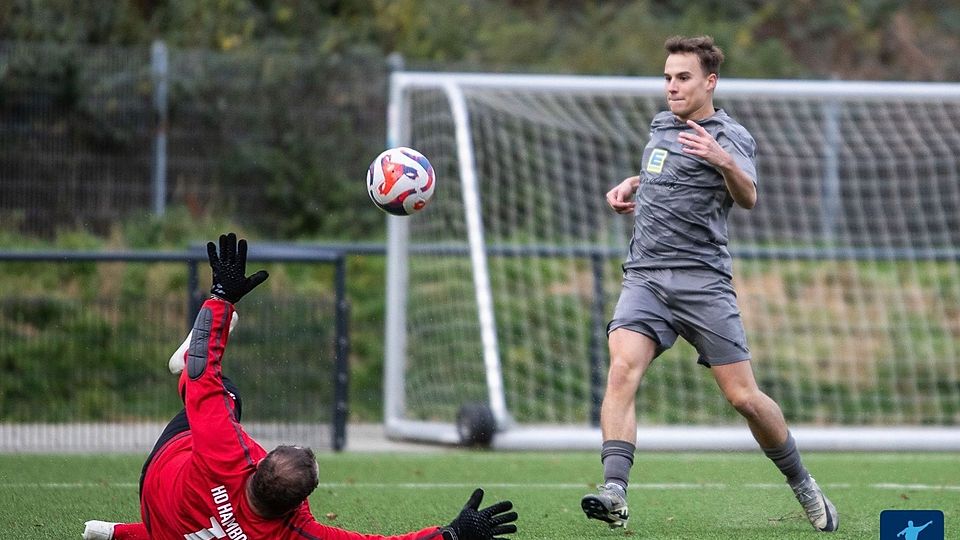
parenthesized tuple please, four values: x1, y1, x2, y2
(437, 488, 518, 540)
(291, 488, 517, 540)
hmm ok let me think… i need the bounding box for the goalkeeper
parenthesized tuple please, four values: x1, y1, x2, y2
(580, 36, 838, 532)
(82, 233, 518, 540)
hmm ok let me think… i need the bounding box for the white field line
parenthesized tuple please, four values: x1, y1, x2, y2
(871, 483, 960, 491)
(4, 482, 960, 491)
(350, 452, 960, 463)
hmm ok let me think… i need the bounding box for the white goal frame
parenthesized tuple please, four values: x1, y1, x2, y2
(383, 71, 960, 451)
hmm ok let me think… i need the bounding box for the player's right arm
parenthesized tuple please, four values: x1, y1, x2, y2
(607, 176, 639, 214)
(292, 488, 517, 540)
(289, 519, 441, 540)
(289, 503, 440, 539)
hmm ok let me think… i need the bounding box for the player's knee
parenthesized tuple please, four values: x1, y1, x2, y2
(727, 390, 763, 419)
(607, 356, 643, 391)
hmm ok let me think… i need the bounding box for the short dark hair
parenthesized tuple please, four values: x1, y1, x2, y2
(249, 445, 319, 518)
(664, 35, 724, 75)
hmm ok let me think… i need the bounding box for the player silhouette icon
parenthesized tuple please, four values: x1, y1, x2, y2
(897, 520, 934, 540)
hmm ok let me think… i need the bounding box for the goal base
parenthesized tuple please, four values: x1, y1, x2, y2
(386, 420, 960, 451)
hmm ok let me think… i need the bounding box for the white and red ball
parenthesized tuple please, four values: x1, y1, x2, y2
(366, 147, 435, 216)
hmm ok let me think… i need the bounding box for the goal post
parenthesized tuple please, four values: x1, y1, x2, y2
(383, 71, 960, 450)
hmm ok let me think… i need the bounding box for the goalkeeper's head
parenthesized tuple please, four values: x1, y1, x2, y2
(248, 445, 320, 518)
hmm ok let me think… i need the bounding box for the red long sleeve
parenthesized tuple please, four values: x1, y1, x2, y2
(139, 298, 447, 540)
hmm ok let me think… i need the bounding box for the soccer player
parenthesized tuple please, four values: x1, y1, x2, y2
(897, 520, 934, 540)
(82, 233, 518, 540)
(579, 36, 838, 532)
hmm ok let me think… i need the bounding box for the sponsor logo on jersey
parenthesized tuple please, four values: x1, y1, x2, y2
(646, 148, 668, 173)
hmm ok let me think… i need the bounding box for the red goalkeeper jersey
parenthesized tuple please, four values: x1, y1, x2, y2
(140, 298, 441, 540)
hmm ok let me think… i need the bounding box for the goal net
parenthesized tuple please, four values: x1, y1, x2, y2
(383, 72, 960, 450)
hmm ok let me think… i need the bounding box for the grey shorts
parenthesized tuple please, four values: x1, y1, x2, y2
(608, 267, 750, 367)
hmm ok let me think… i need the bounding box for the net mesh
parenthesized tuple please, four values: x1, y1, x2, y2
(392, 76, 960, 427)
(0, 277, 341, 451)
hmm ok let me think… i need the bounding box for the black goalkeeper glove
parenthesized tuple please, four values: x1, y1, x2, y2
(207, 232, 269, 304)
(440, 488, 517, 540)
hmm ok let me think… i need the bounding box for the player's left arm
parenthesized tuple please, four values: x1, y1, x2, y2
(180, 297, 245, 466)
(678, 119, 757, 209)
(181, 233, 269, 472)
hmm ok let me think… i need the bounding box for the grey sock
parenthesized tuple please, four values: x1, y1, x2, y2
(601, 440, 635, 490)
(762, 431, 809, 485)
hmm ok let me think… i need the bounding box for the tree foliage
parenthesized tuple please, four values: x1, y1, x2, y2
(3, 1, 958, 238)
(3, 0, 959, 80)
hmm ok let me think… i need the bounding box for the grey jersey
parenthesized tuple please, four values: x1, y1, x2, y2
(624, 109, 757, 277)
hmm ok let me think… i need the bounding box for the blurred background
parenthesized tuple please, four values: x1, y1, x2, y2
(1, 0, 959, 451)
(4, 0, 959, 238)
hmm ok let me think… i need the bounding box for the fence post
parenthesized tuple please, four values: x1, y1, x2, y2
(151, 40, 169, 217)
(821, 100, 841, 243)
(589, 253, 606, 426)
(332, 253, 350, 451)
(187, 258, 201, 330)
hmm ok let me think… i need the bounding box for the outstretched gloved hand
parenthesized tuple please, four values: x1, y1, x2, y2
(207, 232, 269, 304)
(440, 488, 517, 540)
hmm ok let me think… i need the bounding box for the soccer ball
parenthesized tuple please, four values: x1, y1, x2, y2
(456, 402, 496, 447)
(366, 147, 435, 216)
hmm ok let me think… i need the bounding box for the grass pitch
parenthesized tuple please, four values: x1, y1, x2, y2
(1, 451, 957, 538)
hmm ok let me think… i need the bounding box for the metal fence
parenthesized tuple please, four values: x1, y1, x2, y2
(0, 247, 350, 452)
(0, 40, 389, 236)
